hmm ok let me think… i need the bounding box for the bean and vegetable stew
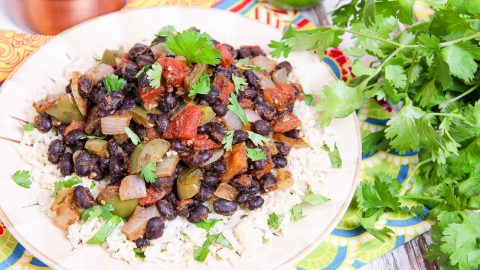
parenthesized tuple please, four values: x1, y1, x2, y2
(33, 27, 307, 247)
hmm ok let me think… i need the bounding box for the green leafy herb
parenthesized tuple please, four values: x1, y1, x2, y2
(193, 246, 210, 262)
(304, 94, 313, 106)
(133, 248, 145, 258)
(81, 204, 114, 221)
(11, 170, 31, 188)
(196, 218, 222, 232)
(246, 148, 267, 161)
(141, 162, 157, 184)
(322, 143, 342, 168)
(124, 127, 141, 145)
(300, 192, 330, 206)
(262, 236, 269, 244)
(147, 63, 163, 88)
(290, 204, 304, 222)
(267, 213, 283, 230)
(23, 123, 34, 131)
(222, 130, 235, 151)
(86, 215, 121, 245)
(104, 74, 126, 93)
(188, 73, 211, 97)
(235, 58, 263, 70)
(214, 233, 233, 250)
(246, 131, 270, 146)
(156, 25, 176, 37)
(232, 74, 248, 93)
(52, 176, 82, 197)
(166, 29, 221, 65)
(80, 135, 106, 140)
(135, 65, 151, 79)
(90, 182, 95, 189)
(227, 93, 248, 125)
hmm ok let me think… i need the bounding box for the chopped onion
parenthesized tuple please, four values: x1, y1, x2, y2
(122, 206, 159, 241)
(156, 155, 180, 178)
(250, 56, 276, 73)
(69, 71, 87, 116)
(85, 106, 100, 134)
(85, 63, 114, 84)
(244, 109, 262, 123)
(277, 169, 294, 190)
(119, 175, 147, 201)
(202, 148, 224, 167)
(100, 114, 132, 135)
(272, 68, 289, 84)
(253, 70, 276, 90)
(214, 183, 239, 201)
(224, 109, 243, 130)
(150, 43, 169, 58)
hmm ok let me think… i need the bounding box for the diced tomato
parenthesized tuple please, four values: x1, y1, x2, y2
(215, 44, 234, 68)
(64, 120, 85, 135)
(191, 134, 221, 151)
(221, 143, 248, 183)
(238, 98, 254, 110)
(263, 83, 296, 110)
(156, 57, 189, 87)
(272, 112, 301, 132)
(213, 73, 235, 104)
(138, 187, 169, 206)
(139, 86, 165, 102)
(164, 105, 201, 140)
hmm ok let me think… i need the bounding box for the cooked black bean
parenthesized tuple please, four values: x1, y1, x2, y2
(242, 87, 258, 100)
(97, 93, 124, 117)
(212, 160, 227, 174)
(73, 150, 101, 179)
(108, 140, 129, 181)
(195, 185, 215, 202)
(284, 129, 301, 139)
(59, 152, 74, 176)
(249, 181, 261, 195)
(128, 43, 154, 61)
(133, 123, 147, 141)
(34, 113, 52, 133)
(156, 200, 176, 220)
(136, 55, 155, 69)
(236, 47, 251, 59)
(256, 102, 276, 121)
(247, 196, 264, 210)
(214, 66, 235, 79)
(236, 192, 250, 205)
(120, 60, 139, 82)
(73, 186, 95, 208)
(171, 139, 190, 154)
(137, 72, 151, 88)
(229, 174, 252, 192)
(213, 199, 238, 216)
(90, 82, 108, 105)
(151, 36, 166, 46)
(233, 130, 248, 144)
(188, 150, 213, 167)
(57, 123, 67, 135)
(99, 157, 109, 175)
(159, 92, 178, 112)
(203, 171, 220, 187)
(65, 130, 86, 146)
(275, 142, 290, 156)
(261, 173, 277, 192)
(153, 176, 175, 190)
(176, 199, 194, 217)
(253, 120, 272, 135)
(48, 139, 65, 164)
(197, 125, 208, 134)
(122, 141, 136, 155)
(212, 101, 227, 116)
(206, 122, 225, 143)
(250, 47, 266, 57)
(151, 113, 169, 134)
(272, 154, 287, 168)
(134, 237, 150, 248)
(78, 76, 93, 97)
(245, 70, 261, 89)
(145, 217, 164, 240)
(164, 192, 178, 208)
(275, 61, 293, 73)
(187, 204, 209, 223)
(252, 159, 267, 170)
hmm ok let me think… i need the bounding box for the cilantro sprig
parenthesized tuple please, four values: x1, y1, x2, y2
(246, 148, 267, 161)
(141, 162, 157, 184)
(235, 58, 263, 70)
(166, 28, 221, 65)
(232, 74, 248, 93)
(227, 93, 248, 125)
(147, 63, 163, 88)
(12, 170, 31, 188)
(188, 73, 211, 97)
(104, 74, 126, 93)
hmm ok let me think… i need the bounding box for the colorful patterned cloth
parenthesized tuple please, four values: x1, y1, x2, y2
(0, 0, 431, 269)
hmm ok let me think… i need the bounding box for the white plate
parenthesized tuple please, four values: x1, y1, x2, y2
(0, 6, 361, 270)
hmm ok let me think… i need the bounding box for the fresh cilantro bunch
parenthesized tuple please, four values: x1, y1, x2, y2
(269, 1, 480, 268)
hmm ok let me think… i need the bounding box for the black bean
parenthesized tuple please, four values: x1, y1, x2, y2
(253, 120, 272, 135)
(73, 150, 100, 179)
(245, 70, 261, 89)
(59, 152, 74, 176)
(34, 113, 52, 133)
(197, 125, 208, 134)
(242, 87, 258, 100)
(164, 193, 178, 208)
(206, 122, 225, 143)
(159, 92, 178, 112)
(229, 174, 252, 192)
(195, 185, 215, 203)
(108, 140, 129, 181)
(155, 200, 176, 220)
(232, 130, 248, 144)
(212, 161, 227, 174)
(236, 192, 250, 205)
(212, 101, 227, 116)
(187, 204, 209, 223)
(57, 123, 67, 135)
(236, 47, 251, 59)
(188, 150, 213, 167)
(250, 47, 266, 57)
(145, 217, 164, 240)
(214, 66, 235, 79)
(138, 72, 151, 88)
(65, 130, 86, 146)
(247, 196, 264, 210)
(272, 154, 288, 168)
(284, 129, 301, 139)
(213, 199, 237, 216)
(133, 123, 147, 141)
(136, 55, 155, 69)
(128, 43, 154, 61)
(200, 87, 219, 105)
(249, 181, 261, 195)
(97, 92, 124, 117)
(275, 142, 290, 156)
(256, 102, 276, 121)
(134, 237, 150, 248)
(153, 176, 175, 190)
(120, 61, 139, 82)
(73, 186, 95, 208)
(99, 157, 109, 175)
(261, 173, 277, 193)
(203, 171, 220, 187)
(151, 36, 166, 46)
(252, 159, 267, 170)
(151, 113, 169, 134)
(171, 139, 190, 154)
(48, 139, 65, 164)
(275, 61, 293, 73)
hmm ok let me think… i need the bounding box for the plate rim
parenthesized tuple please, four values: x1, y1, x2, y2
(0, 6, 362, 270)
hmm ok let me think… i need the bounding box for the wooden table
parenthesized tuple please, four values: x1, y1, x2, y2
(300, 3, 440, 270)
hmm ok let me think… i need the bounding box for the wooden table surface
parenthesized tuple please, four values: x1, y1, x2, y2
(300, 3, 440, 270)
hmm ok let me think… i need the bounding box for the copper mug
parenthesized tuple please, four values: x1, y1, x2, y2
(4, 0, 127, 35)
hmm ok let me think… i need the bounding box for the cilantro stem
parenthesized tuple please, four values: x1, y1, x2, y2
(399, 158, 432, 196)
(440, 32, 480, 47)
(425, 112, 467, 121)
(366, 47, 404, 83)
(329, 26, 417, 49)
(441, 85, 479, 105)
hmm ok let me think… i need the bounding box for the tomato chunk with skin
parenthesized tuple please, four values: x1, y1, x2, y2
(272, 112, 301, 132)
(164, 105, 201, 140)
(238, 98, 254, 110)
(156, 57, 189, 87)
(212, 73, 235, 104)
(191, 134, 221, 151)
(221, 142, 248, 183)
(215, 44, 234, 68)
(139, 86, 165, 102)
(138, 187, 169, 206)
(263, 83, 296, 110)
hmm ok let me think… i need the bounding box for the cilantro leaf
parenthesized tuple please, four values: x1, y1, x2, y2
(442, 43, 480, 82)
(81, 204, 114, 221)
(301, 192, 330, 206)
(188, 73, 210, 97)
(124, 127, 141, 145)
(304, 94, 313, 106)
(135, 65, 150, 79)
(104, 74, 126, 93)
(156, 25, 176, 37)
(23, 123, 34, 131)
(12, 170, 31, 188)
(290, 204, 304, 222)
(267, 213, 283, 230)
(246, 131, 270, 146)
(52, 176, 82, 197)
(246, 148, 267, 161)
(141, 162, 157, 184)
(146, 63, 163, 88)
(222, 130, 235, 151)
(195, 218, 222, 232)
(268, 40, 292, 58)
(322, 143, 342, 168)
(134, 248, 145, 258)
(385, 65, 407, 89)
(227, 93, 248, 125)
(80, 135, 106, 140)
(235, 58, 263, 70)
(214, 233, 233, 250)
(166, 29, 221, 65)
(193, 246, 210, 262)
(232, 74, 248, 93)
(362, 129, 386, 156)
